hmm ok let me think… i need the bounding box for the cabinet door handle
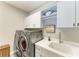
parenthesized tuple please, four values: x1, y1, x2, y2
(77, 23, 79, 26)
(73, 23, 75, 26)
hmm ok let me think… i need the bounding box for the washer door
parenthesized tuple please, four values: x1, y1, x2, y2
(14, 31, 21, 51)
(18, 35, 29, 57)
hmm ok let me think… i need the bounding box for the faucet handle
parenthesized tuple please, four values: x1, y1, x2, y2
(48, 36, 51, 41)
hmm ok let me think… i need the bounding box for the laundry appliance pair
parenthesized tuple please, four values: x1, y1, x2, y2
(14, 29, 43, 57)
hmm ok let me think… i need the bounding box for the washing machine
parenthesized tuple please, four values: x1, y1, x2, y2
(14, 29, 43, 57)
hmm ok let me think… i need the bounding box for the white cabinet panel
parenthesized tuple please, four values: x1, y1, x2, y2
(24, 11, 41, 28)
(31, 11, 41, 28)
(35, 45, 41, 57)
(24, 16, 31, 28)
(57, 1, 75, 27)
(76, 1, 79, 27)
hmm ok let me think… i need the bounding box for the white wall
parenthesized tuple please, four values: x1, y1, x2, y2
(59, 28, 79, 43)
(0, 2, 27, 55)
(44, 28, 79, 44)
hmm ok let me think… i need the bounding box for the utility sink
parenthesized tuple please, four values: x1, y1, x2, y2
(48, 42, 72, 54)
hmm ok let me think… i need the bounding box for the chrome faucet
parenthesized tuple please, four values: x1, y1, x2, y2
(59, 32, 63, 43)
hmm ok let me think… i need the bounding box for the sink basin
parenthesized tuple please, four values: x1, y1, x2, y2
(49, 42, 72, 54)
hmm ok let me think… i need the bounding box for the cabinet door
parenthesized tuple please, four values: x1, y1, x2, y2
(24, 11, 41, 28)
(24, 16, 31, 28)
(35, 45, 41, 57)
(30, 11, 41, 28)
(57, 1, 75, 28)
(76, 1, 79, 27)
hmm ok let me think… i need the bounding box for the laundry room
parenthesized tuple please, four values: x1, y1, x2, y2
(1, 0, 79, 58)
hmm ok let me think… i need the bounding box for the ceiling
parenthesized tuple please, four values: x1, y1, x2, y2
(5, 1, 50, 13)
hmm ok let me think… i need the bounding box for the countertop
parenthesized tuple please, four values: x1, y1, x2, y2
(35, 38, 79, 57)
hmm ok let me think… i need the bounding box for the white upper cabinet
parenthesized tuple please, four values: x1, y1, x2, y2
(24, 11, 41, 28)
(57, 1, 75, 28)
(76, 1, 79, 27)
(24, 1, 79, 28)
